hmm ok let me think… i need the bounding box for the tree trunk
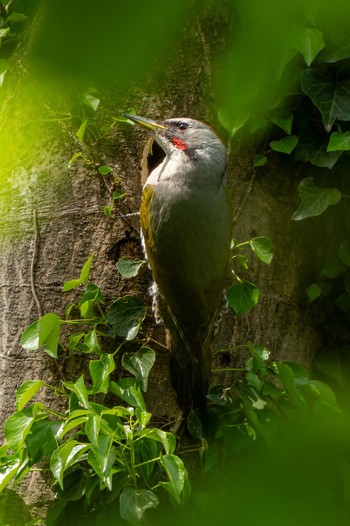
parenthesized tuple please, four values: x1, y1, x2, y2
(0, 0, 333, 514)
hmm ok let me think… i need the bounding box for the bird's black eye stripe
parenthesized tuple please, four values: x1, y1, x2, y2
(178, 121, 189, 130)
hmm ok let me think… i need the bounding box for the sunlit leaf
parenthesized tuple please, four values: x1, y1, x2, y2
(109, 378, 146, 410)
(293, 27, 325, 66)
(120, 486, 159, 524)
(89, 353, 115, 394)
(98, 165, 113, 175)
(270, 135, 298, 154)
(138, 428, 176, 455)
(107, 295, 147, 340)
(50, 441, 90, 489)
(122, 348, 155, 391)
(81, 91, 100, 111)
(226, 281, 259, 315)
(159, 454, 188, 505)
(301, 69, 350, 132)
(249, 237, 273, 265)
(292, 177, 341, 220)
(327, 131, 350, 151)
(20, 313, 61, 358)
(63, 375, 89, 408)
(16, 380, 45, 410)
(75, 119, 88, 144)
(63, 254, 94, 292)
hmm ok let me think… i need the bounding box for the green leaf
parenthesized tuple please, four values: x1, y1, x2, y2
(21, 314, 61, 358)
(269, 135, 298, 154)
(0, 28, 11, 38)
(107, 295, 147, 340)
(335, 293, 350, 312)
(76, 119, 88, 144)
(0, 59, 8, 87)
(63, 375, 89, 408)
(85, 415, 100, 446)
(109, 378, 146, 410)
(295, 136, 342, 169)
(253, 155, 267, 167)
(269, 111, 293, 134)
(327, 131, 350, 151)
(25, 420, 59, 463)
(7, 12, 28, 22)
(16, 380, 45, 410)
(339, 239, 350, 266)
(249, 237, 273, 265)
(306, 283, 322, 302)
(275, 362, 305, 409)
(138, 428, 176, 454)
(293, 27, 325, 66)
(84, 329, 102, 355)
(319, 41, 350, 63)
(120, 486, 159, 525)
(112, 187, 126, 200)
(89, 353, 115, 394)
(159, 454, 188, 505)
(218, 107, 250, 139)
(50, 441, 90, 489)
(301, 69, 350, 132)
(4, 407, 37, 450)
(81, 91, 100, 112)
(63, 254, 94, 291)
(292, 177, 341, 220)
(0, 454, 22, 493)
(235, 254, 249, 269)
(98, 165, 113, 175)
(122, 348, 155, 391)
(226, 281, 259, 315)
(321, 256, 346, 278)
(116, 257, 145, 278)
(104, 205, 112, 217)
(87, 436, 116, 486)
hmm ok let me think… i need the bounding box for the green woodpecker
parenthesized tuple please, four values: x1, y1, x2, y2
(124, 114, 232, 422)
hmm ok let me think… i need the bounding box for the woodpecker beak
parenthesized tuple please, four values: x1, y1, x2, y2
(122, 114, 166, 132)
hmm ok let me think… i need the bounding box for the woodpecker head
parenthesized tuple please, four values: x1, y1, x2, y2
(123, 113, 227, 178)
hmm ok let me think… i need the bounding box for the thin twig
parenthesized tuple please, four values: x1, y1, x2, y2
(232, 170, 256, 225)
(30, 209, 42, 318)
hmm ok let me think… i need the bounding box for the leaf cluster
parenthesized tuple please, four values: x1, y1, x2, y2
(0, 257, 189, 525)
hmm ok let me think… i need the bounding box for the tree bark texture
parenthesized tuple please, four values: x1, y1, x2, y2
(0, 0, 336, 510)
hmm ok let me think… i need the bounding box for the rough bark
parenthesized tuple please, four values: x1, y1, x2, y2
(0, 0, 334, 514)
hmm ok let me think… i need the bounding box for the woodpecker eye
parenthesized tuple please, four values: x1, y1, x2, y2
(177, 122, 189, 131)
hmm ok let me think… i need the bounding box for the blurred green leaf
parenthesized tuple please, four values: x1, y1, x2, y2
(116, 257, 145, 278)
(81, 90, 100, 111)
(107, 295, 147, 340)
(122, 348, 155, 391)
(253, 154, 268, 167)
(292, 177, 341, 220)
(306, 283, 322, 302)
(227, 281, 259, 315)
(293, 27, 325, 66)
(319, 41, 350, 63)
(339, 239, 350, 266)
(75, 119, 88, 144)
(269, 111, 293, 134)
(98, 165, 113, 175)
(321, 256, 346, 278)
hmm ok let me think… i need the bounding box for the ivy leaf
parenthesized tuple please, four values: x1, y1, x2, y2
(269, 111, 293, 134)
(107, 295, 147, 340)
(98, 165, 113, 175)
(76, 119, 88, 144)
(80, 90, 100, 112)
(159, 454, 188, 505)
(87, 436, 116, 486)
(293, 27, 325, 66)
(116, 257, 145, 278)
(321, 256, 346, 278)
(295, 136, 342, 169)
(292, 177, 341, 220)
(327, 131, 350, 151)
(301, 69, 350, 132)
(269, 135, 298, 154)
(138, 428, 176, 455)
(122, 348, 156, 392)
(50, 441, 90, 489)
(339, 239, 350, 267)
(89, 353, 115, 394)
(63, 375, 89, 408)
(218, 108, 250, 139)
(63, 254, 94, 292)
(226, 281, 259, 315)
(120, 486, 159, 525)
(109, 378, 146, 410)
(4, 407, 37, 450)
(249, 237, 273, 265)
(20, 313, 61, 358)
(16, 380, 45, 411)
(319, 42, 350, 63)
(306, 284, 322, 302)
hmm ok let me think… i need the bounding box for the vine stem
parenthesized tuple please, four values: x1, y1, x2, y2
(30, 209, 42, 318)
